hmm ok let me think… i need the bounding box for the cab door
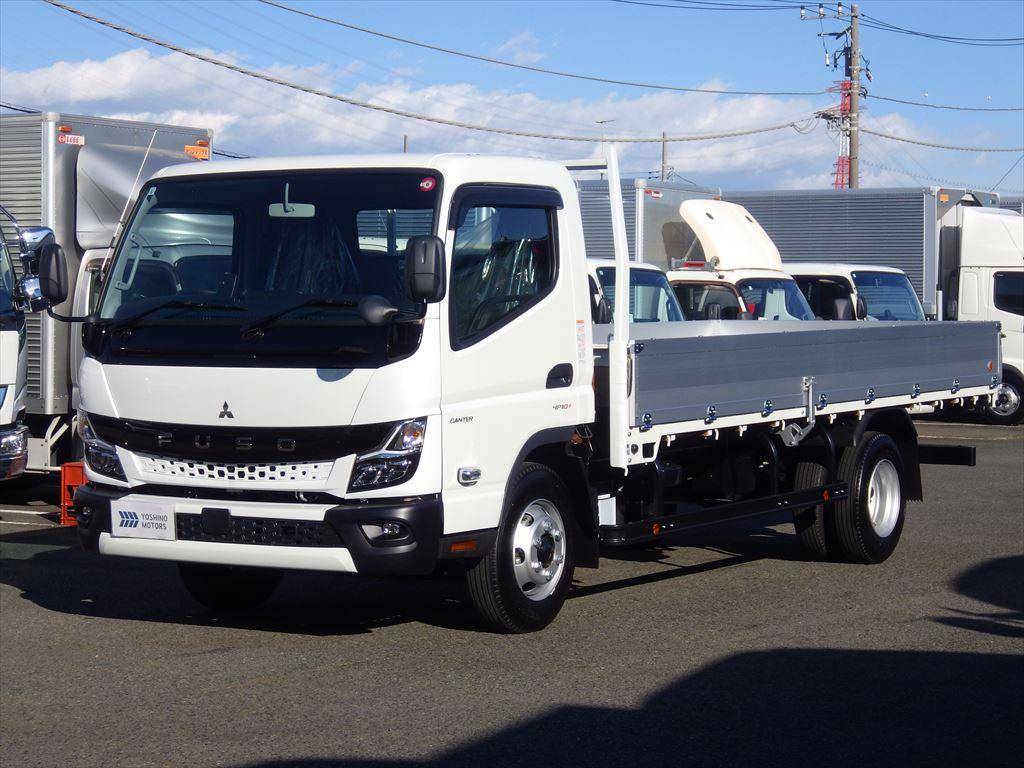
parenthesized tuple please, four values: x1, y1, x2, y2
(438, 185, 585, 535)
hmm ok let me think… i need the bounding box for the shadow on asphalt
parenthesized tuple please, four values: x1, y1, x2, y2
(932, 554, 1024, 639)
(0, 516, 797, 636)
(234, 648, 1020, 767)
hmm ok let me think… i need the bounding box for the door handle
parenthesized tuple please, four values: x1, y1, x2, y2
(546, 363, 574, 389)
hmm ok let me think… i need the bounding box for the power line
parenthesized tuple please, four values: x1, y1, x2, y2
(42, 0, 820, 144)
(860, 127, 1024, 153)
(256, 0, 827, 97)
(858, 10, 1023, 47)
(0, 101, 39, 113)
(867, 93, 1023, 113)
(860, 158, 1023, 194)
(992, 154, 1024, 191)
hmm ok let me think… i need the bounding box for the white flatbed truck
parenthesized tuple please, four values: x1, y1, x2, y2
(28, 147, 1001, 632)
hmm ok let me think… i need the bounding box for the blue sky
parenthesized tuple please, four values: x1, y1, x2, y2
(1, 0, 1022, 193)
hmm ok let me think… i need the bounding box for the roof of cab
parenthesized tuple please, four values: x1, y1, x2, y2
(149, 153, 575, 186)
(783, 262, 908, 277)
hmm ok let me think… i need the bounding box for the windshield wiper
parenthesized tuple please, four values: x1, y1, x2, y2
(241, 297, 358, 338)
(110, 299, 247, 333)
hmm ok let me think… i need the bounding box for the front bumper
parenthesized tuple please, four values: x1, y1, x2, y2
(0, 425, 29, 481)
(74, 483, 445, 576)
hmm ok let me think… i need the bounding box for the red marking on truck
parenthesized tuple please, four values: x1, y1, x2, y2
(56, 133, 85, 146)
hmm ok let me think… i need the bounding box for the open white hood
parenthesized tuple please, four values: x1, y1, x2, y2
(678, 199, 784, 272)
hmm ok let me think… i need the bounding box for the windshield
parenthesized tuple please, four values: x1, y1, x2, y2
(596, 267, 684, 322)
(738, 278, 815, 321)
(852, 271, 925, 321)
(674, 281, 743, 320)
(0, 241, 14, 313)
(92, 171, 438, 366)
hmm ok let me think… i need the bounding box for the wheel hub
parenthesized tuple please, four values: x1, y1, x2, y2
(867, 458, 901, 538)
(991, 382, 1021, 418)
(511, 499, 566, 602)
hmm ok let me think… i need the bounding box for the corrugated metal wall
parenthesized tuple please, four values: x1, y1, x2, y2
(999, 195, 1023, 214)
(723, 188, 928, 296)
(576, 179, 638, 260)
(0, 115, 43, 402)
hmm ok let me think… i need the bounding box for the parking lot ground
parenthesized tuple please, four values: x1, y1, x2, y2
(1, 423, 1021, 767)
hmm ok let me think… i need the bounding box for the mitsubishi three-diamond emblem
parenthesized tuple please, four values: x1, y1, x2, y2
(219, 401, 234, 419)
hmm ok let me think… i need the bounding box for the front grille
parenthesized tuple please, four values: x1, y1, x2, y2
(176, 513, 344, 547)
(138, 455, 333, 483)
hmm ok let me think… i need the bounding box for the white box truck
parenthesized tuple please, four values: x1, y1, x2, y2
(27, 147, 1000, 632)
(0, 207, 33, 479)
(0, 112, 214, 471)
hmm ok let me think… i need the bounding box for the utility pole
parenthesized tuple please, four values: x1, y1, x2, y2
(661, 132, 667, 181)
(403, 134, 409, 153)
(848, 3, 860, 188)
(803, 2, 868, 189)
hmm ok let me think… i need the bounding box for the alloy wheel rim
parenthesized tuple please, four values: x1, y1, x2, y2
(867, 458, 901, 538)
(511, 499, 566, 601)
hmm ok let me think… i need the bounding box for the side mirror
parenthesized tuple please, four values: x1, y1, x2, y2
(855, 296, 868, 320)
(38, 242, 69, 305)
(16, 275, 47, 312)
(704, 302, 722, 320)
(405, 235, 446, 303)
(593, 296, 612, 325)
(833, 297, 854, 320)
(19, 226, 55, 257)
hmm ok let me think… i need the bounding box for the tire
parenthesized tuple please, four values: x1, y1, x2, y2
(987, 371, 1024, 426)
(178, 563, 283, 610)
(832, 431, 906, 564)
(791, 460, 832, 560)
(466, 463, 576, 633)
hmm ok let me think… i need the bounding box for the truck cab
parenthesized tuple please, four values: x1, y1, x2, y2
(785, 263, 925, 322)
(665, 200, 814, 321)
(0, 228, 30, 479)
(942, 206, 1024, 424)
(586, 259, 684, 323)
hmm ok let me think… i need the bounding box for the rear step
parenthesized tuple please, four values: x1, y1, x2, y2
(600, 483, 849, 546)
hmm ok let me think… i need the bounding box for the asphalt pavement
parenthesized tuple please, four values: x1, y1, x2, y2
(1, 421, 1021, 767)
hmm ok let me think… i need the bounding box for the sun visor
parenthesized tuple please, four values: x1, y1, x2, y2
(76, 144, 195, 251)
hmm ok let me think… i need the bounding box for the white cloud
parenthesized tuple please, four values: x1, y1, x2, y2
(0, 48, 924, 189)
(495, 31, 546, 66)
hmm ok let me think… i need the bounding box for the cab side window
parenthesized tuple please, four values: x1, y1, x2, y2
(993, 271, 1023, 317)
(450, 204, 556, 348)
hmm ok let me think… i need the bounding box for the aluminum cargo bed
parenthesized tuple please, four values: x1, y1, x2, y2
(595, 320, 1000, 438)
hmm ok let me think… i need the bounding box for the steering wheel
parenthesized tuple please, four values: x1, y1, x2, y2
(468, 294, 532, 331)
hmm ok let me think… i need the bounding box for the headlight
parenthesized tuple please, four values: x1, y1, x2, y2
(348, 418, 426, 491)
(78, 410, 126, 481)
(0, 425, 28, 458)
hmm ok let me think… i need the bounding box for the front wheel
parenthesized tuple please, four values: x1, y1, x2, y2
(178, 563, 283, 610)
(987, 372, 1024, 426)
(832, 431, 906, 564)
(466, 463, 575, 633)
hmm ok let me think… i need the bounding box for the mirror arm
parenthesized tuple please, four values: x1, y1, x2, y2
(46, 309, 91, 323)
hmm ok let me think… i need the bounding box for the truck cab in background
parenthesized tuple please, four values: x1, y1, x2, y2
(664, 199, 813, 321)
(786, 263, 923, 322)
(940, 206, 1024, 425)
(586, 258, 685, 323)
(0, 209, 47, 480)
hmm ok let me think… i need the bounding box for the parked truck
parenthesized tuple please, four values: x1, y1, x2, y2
(575, 175, 811, 320)
(26, 147, 1000, 632)
(786, 263, 925, 322)
(727, 188, 1023, 425)
(0, 111, 214, 472)
(0, 208, 32, 479)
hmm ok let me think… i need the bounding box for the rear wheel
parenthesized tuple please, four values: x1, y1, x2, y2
(791, 460, 832, 560)
(466, 463, 575, 633)
(987, 371, 1024, 426)
(832, 431, 906, 564)
(178, 563, 283, 610)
